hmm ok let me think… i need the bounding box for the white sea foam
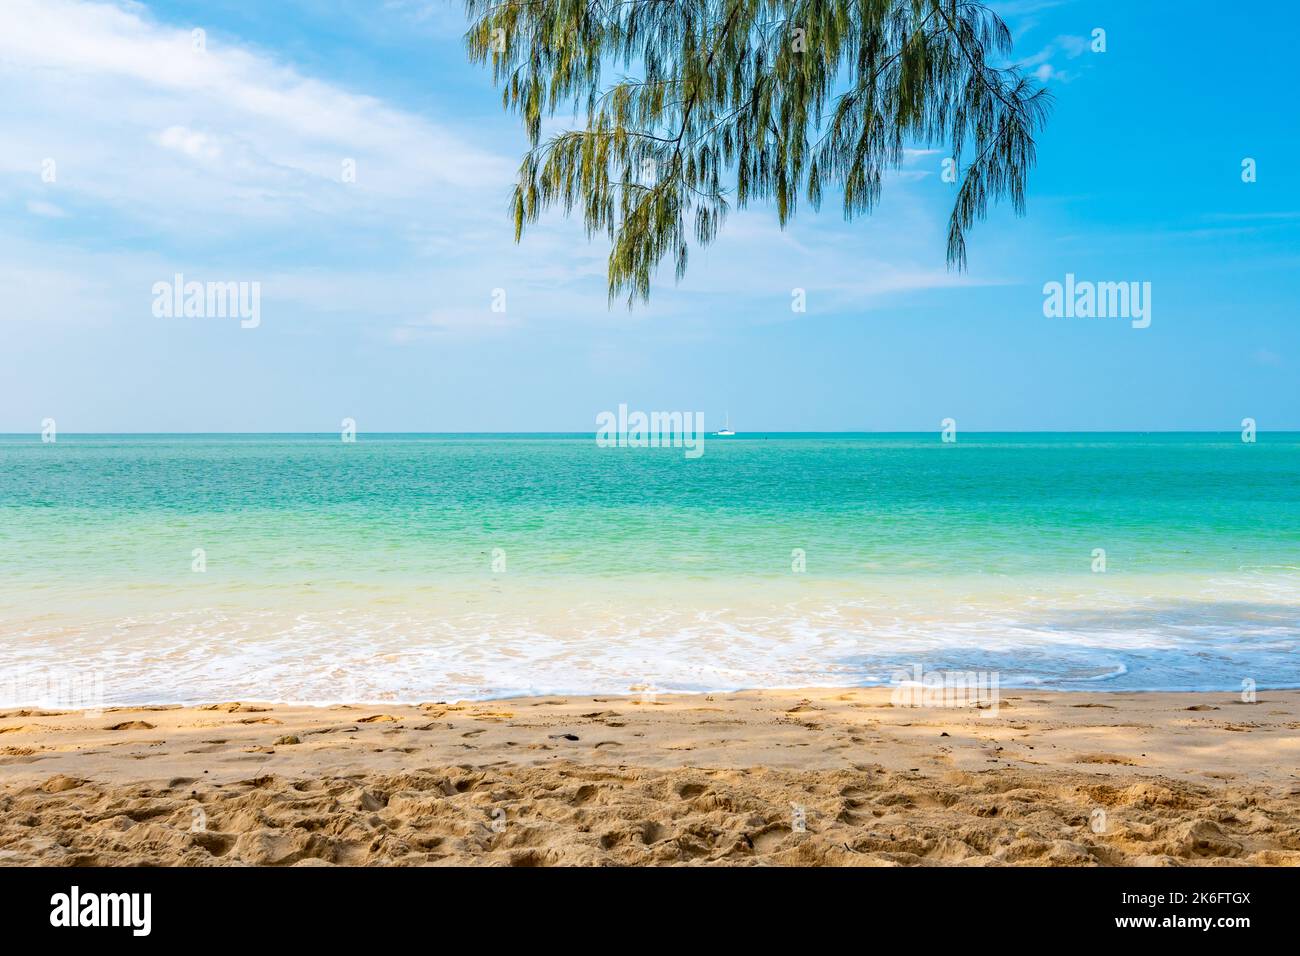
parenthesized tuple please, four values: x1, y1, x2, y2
(1, 572, 1297, 706)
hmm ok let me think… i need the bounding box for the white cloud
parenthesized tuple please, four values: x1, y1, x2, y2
(0, 0, 513, 234)
(156, 125, 222, 161)
(1019, 33, 1091, 84)
(0, 0, 1007, 346)
(25, 199, 67, 218)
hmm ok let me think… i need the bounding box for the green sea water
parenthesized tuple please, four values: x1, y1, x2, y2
(2, 433, 1297, 703)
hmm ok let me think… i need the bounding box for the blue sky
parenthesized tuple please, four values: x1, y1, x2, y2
(2, 0, 1296, 432)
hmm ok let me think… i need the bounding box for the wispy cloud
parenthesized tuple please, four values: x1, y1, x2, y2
(25, 199, 67, 218)
(0, 0, 1045, 358)
(1254, 348, 1285, 368)
(1017, 32, 1093, 83)
(0, 0, 512, 239)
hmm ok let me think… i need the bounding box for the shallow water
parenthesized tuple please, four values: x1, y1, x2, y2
(2, 433, 1297, 703)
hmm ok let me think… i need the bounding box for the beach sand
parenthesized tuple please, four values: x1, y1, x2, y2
(1, 687, 1298, 866)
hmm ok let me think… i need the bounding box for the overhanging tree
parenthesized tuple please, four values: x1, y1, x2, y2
(465, 0, 1050, 304)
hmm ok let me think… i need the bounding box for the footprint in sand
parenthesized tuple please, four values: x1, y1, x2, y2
(1073, 752, 1139, 766)
(199, 703, 269, 713)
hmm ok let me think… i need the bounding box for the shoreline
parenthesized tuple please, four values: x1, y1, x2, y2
(10, 679, 1300, 712)
(2, 687, 1298, 866)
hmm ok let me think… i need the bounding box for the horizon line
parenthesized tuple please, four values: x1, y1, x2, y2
(4, 428, 1297, 436)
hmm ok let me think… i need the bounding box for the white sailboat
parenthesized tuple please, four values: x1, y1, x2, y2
(715, 412, 735, 437)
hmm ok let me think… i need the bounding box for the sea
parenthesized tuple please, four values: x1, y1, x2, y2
(2, 432, 1297, 705)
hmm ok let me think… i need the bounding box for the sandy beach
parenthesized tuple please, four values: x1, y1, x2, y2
(1, 687, 1297, 866)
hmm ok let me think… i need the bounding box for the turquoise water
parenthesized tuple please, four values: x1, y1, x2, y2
(2, 433, 1298, 702)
